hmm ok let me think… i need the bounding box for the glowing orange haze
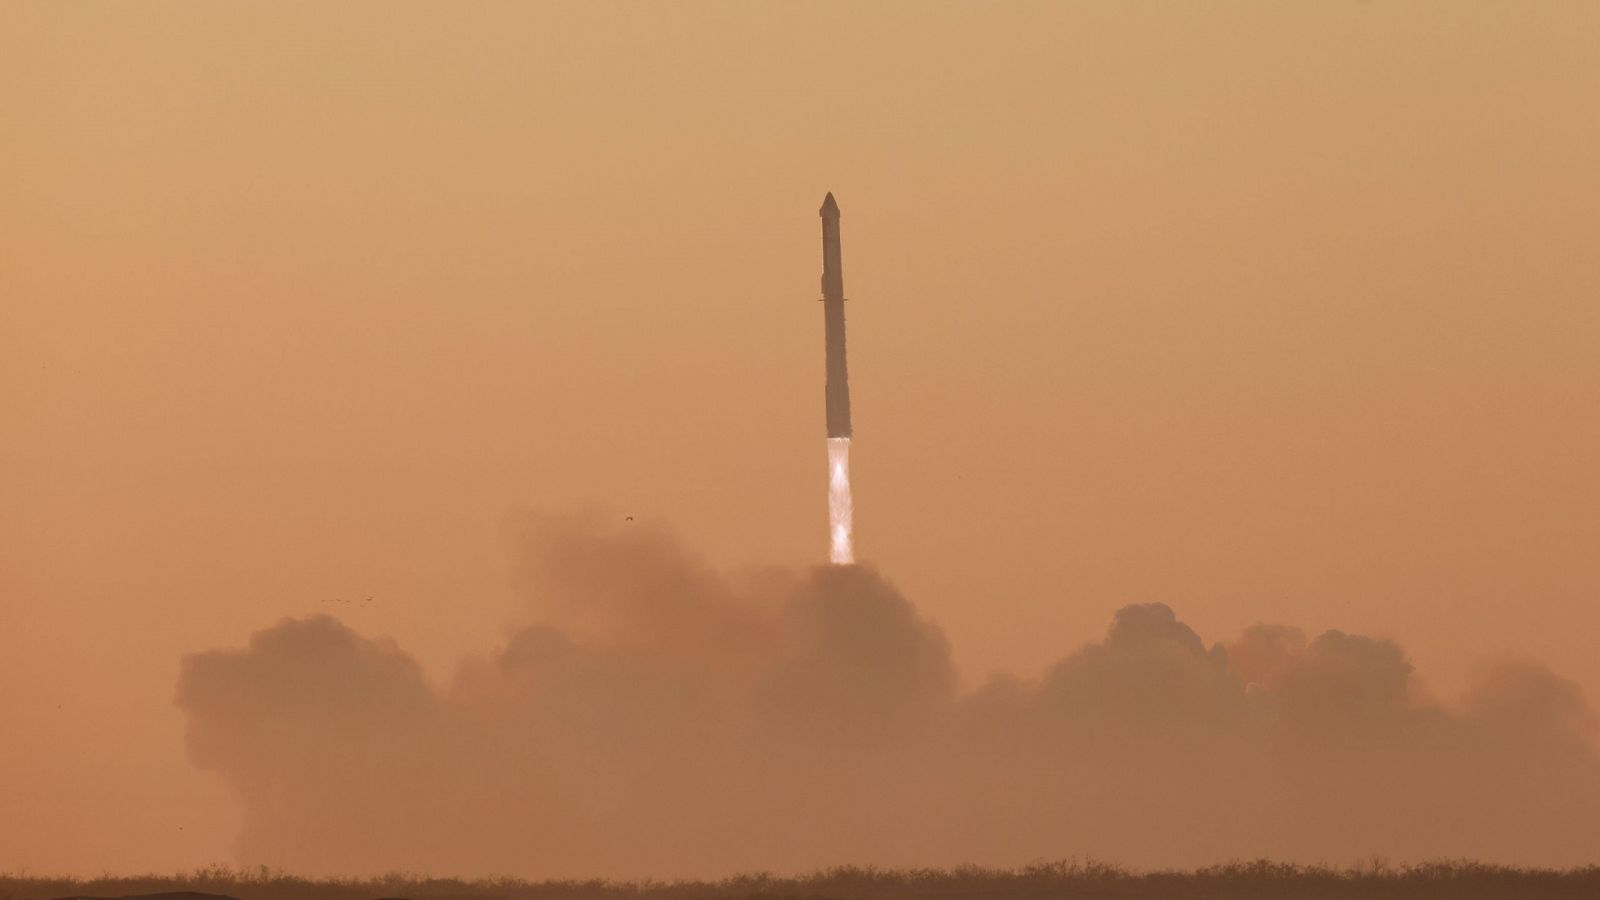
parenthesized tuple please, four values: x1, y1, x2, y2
(1, 1, 1597, 875)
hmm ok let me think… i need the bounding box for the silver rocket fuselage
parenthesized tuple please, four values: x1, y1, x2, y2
(820, 193, 852, 438)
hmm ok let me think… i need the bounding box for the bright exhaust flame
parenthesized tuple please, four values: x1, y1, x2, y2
(827, 437, 854, 564)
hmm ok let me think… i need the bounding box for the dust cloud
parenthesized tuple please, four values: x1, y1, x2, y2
(176, 515, 1600, 878)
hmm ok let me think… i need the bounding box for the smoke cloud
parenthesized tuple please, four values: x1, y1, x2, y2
(176, 514, 1600, 877)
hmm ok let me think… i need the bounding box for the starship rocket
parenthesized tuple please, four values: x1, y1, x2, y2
(819, 192, 852, 438)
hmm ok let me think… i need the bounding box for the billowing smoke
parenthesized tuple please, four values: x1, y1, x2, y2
(176, 515, 1600, 877)
(827, 438, 854, 564)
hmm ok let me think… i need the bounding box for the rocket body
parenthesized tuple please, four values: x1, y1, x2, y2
(819, 193, 852, 438)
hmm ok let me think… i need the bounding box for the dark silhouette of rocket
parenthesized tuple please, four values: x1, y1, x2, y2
(819, 193, 852, 438)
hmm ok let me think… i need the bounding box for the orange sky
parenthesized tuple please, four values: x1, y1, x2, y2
(2, 1, 1598, 874)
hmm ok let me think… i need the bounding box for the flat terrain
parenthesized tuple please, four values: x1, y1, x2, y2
(6, 862, 1600, 900)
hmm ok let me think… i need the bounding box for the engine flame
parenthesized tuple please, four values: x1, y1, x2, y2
(827, 437, 854, 564)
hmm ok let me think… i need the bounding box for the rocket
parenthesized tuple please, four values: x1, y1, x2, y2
(819, 192, 852, 438)
(818, 193, 856, 564)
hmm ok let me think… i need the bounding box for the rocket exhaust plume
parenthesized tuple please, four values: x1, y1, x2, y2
(819, 193, 854, 564)
(827, 437, 853, 564)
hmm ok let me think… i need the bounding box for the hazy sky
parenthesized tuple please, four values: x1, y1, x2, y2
(3, 1, 1598, 874)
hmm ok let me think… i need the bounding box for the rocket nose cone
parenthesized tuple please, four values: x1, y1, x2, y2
(820, 192, 840, 218)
